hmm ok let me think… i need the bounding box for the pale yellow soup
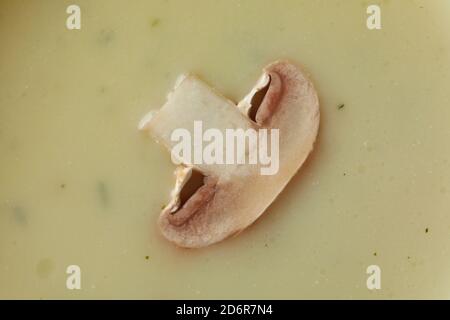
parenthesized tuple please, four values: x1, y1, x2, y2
(1, 0, 450, 299)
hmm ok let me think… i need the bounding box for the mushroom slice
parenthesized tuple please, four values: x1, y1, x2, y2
(139, 60, 320, 248)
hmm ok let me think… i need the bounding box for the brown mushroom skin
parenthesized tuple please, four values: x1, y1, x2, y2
(144, 60, 320, 248)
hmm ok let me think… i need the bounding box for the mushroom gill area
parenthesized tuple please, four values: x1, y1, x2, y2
(166, 168, 217, 227)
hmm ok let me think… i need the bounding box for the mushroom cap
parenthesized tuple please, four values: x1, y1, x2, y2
(140, 60, 320, 248)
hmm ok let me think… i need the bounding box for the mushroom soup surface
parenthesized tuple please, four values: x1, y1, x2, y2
(1, 0, 450, 299)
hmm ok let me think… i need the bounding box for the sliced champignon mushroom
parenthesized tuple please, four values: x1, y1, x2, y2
(139, 60, 320, 248)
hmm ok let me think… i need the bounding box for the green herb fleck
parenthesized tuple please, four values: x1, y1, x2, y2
(338, 104, 345, 110)
(97, 29, 115, 45)
(60, 183, 66, 189)
(145, 255, 150, 260)
(97, 181, 110, 208)
(36, 258, 55, 279)
(12, 206, 27, 226)
(150, 18, 161, 28)
(373, 252, 377, 257)
(425, 227, 429, 233)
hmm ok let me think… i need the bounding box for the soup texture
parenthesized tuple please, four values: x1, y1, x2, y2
(1, 0, 450, 299)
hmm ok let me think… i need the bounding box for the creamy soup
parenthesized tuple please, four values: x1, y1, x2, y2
(1, 0, 450, 299)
